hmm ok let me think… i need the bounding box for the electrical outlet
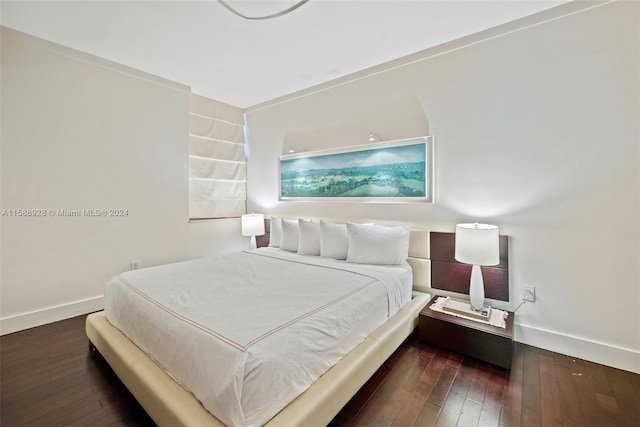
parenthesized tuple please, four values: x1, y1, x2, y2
(130, 260, 140, 271)
(523, 285, 536, 302)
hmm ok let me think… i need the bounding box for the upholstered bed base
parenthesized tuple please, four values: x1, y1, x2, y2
(86, 290, 430, 427)
(86, 228, 433, 426)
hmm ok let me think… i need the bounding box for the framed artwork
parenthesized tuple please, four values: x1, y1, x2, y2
(279, 136, 434, 202)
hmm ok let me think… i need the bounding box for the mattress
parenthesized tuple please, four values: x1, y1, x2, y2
(104, 248, 412, 427)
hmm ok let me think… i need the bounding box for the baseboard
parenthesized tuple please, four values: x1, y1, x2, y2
(0, 296, 104, 335)
(515, 322, 640, 374)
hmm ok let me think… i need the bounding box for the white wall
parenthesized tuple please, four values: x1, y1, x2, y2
(0, 28, 246, 334)
(245, 2, 639, 372)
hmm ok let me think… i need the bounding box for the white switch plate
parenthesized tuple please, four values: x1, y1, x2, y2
(523, 285, 536, 302)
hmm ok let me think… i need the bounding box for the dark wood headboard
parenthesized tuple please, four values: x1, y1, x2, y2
(256, 218, 271, 248)
(255, 221, 509, 301)
(430, 232, 509, 301)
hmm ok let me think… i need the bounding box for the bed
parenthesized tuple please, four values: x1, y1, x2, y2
(86, 222, 433, 426)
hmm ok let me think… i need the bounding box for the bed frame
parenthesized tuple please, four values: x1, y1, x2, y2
(86, 229, 432, 426)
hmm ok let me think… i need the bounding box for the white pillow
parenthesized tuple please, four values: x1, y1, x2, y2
(280, 219, 300, 252)
(268, 217, 282, 248)
(319, 220, 349, 260)
(297, 219, 321, 255)
(346, 223, 410, 265)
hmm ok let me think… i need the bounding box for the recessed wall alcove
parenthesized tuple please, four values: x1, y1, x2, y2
(280, 97, 430, 155)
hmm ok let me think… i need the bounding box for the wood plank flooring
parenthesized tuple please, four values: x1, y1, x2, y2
(1, 314, 638, 426)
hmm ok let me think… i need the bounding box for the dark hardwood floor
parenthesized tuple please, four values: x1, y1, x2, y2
(1, 315, 638, 427)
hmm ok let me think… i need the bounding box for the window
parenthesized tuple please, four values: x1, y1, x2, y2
(189, 93, 246, 219)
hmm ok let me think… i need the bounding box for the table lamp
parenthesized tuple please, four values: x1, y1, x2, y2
(455, 223, 499, 312)
(242, 213, 265, 249)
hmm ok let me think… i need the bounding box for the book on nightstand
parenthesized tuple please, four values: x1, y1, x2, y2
(442, 298, 491, 321)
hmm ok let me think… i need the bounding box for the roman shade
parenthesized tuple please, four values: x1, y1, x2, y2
(189, 93, 246, 219)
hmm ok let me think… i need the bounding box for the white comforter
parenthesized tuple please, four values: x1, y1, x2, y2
(104, 248, 412, 426)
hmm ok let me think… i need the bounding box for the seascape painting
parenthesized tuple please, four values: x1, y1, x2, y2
(279, 137, 433, 201)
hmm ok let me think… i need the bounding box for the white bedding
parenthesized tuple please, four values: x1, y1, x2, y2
(104, 248, 412, 427)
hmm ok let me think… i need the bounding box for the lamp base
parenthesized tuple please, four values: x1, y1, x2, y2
(249, 236, 257, 249)
(469, 264, 486, 312)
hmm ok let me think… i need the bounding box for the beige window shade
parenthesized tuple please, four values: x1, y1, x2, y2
(189, 93, 246, 219)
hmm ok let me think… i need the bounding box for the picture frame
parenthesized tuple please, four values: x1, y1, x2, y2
(279, 136, 434, 203)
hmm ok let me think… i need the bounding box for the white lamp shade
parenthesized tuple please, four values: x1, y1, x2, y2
(455, 223, 499, 266)
(241, 213, 265, 237)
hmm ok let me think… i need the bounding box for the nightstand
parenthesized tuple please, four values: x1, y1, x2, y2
(419, 295, 514, 369)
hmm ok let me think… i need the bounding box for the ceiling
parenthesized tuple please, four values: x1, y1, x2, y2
(1, 0, 570, 109)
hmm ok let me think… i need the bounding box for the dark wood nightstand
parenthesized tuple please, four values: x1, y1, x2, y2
(419, 295, 514, 369)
